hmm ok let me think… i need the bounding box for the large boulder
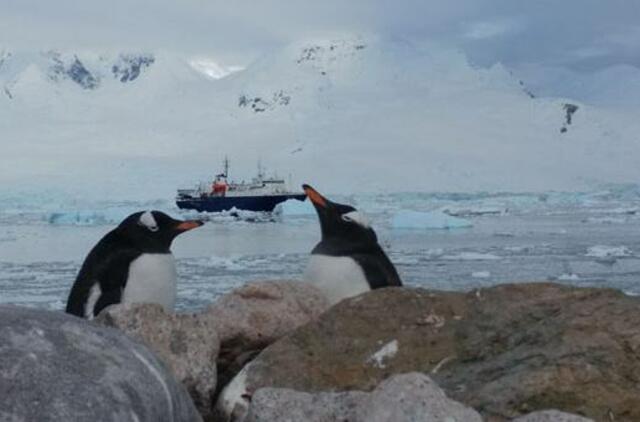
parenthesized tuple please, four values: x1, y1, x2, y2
(95, 303, 219, 421)
(245, 373, 482, 422)
(217, 283, 640, 421)
(203, 280, 329, 390)
(0, 305, 201, 422)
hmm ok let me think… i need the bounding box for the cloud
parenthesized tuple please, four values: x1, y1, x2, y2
(464, 18, 523, 40)
(0, 0, 639, 71)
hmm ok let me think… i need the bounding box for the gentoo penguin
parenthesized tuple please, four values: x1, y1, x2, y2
(303, 184, 402, 305)
(65, 210, 203, 319)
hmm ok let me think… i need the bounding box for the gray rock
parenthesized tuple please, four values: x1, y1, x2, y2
(204, 280, 329, 390)
(357, 373, 483, 422)
(244, 373, 482, 422)
(95, 303, 219, 421)
(217, 283, 640, 421)
(0, 305, 201, 422)
(513, 410, 595, 421)
(246, 388, 367, 422)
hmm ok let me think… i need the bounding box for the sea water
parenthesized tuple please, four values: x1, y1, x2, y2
(1, 189, 640, 312)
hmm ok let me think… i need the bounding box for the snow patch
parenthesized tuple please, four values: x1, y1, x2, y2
(558, 273, 580, 281)
(391, 210, 472, 230)
(368, 339, 399, 369)
(472, 271, 491, 278)
(216, 363, 251, 420)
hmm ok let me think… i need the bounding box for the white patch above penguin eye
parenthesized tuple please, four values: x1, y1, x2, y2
(138, 211, 159, 232)
(341, 211, 370, 228)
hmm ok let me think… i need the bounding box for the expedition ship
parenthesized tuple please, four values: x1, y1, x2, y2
(176, 158, 306, 212)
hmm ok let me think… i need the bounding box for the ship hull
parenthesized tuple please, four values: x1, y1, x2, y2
(176, 194, 307, 213)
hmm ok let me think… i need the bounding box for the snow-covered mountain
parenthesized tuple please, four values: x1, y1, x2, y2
(0, 50, 156, 93)
(1, 36, 639, 201)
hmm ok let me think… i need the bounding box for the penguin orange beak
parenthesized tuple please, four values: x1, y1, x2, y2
(303, 184, 327, 208)
(175, 220, 204, 232)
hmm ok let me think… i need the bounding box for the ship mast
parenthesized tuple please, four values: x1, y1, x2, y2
(223, 156, 229, 178)
(257, 158, 264, 180)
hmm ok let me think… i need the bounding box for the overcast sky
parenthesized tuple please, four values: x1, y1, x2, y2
(2, 0, 639, 71)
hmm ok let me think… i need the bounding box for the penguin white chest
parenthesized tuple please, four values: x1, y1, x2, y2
(304, 254, 371, 305)
(123, 253, 177, 311)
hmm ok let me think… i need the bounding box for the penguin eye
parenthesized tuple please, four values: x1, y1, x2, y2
(341, 214, 353, 223)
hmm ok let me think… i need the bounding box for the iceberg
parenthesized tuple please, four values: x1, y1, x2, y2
(274, 198, 315, 217)
(390, 210, 472, 230)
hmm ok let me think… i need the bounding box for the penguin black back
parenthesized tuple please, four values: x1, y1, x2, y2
(65, 210, 203, 318)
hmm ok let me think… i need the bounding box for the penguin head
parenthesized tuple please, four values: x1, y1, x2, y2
(117, 210, 204, 252)
(303, 184, 377, 244)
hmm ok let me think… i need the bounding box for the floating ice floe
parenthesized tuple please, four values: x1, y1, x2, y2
(196, 208, 276, 224)
(443, 207, 507, 217)
(389, 255, 421, 265)
(504, 245, 528, 252)
(586, 245, 633, 258)
(558, 273, 580, 281)
(471, 271, 491, 278)
(208, 255, 247, 271)
(274, 198, 315, 217)
(390, 210, 472, 230)
(583, 216, 628, 224)
(603, 207, 639, 215)
(443, 252, 501, 261)
(47, 209, 133, 226)
(46, 202, 178, 226)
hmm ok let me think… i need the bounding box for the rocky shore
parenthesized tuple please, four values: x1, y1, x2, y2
(2, 280, 639, 421)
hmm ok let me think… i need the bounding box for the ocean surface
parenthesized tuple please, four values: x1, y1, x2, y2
(1, 188, 640, 312)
